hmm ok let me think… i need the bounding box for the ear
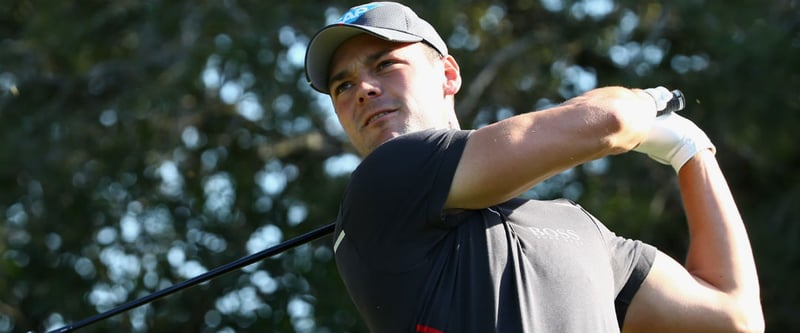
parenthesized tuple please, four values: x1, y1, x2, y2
(442, 55, 462, 96)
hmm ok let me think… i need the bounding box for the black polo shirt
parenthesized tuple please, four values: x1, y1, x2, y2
(333, 129, 655, 333)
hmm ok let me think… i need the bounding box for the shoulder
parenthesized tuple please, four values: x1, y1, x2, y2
(353, 128, 471, 178)
(341, 129, 473, 224)
(364, 129, 471, 162)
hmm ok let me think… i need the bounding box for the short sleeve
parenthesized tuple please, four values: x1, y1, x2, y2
(336, 129, 471, 272)
(600, 223, 656, 327)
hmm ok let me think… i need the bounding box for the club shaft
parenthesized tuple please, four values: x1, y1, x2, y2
(657, 89, 686, 116)
(45, 222, 336, 333)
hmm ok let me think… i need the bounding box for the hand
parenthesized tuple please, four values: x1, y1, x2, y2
(633, 112, 716, 172)
(643, 86, 675, 112)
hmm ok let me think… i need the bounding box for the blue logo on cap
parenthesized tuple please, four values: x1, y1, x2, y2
(337, 3, 381, 24)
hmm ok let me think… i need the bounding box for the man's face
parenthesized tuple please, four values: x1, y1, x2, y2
(327, 34, 457, 156)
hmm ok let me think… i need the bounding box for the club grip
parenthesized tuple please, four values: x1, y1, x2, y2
(657, 89, 686, 116)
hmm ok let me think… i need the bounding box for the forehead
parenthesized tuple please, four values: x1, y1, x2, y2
(329, 34, 417, 74)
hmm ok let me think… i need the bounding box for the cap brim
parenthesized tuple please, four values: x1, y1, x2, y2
(305, 24, 424, 94)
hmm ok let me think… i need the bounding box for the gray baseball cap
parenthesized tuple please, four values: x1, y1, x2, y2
(304, 2, 448, 94)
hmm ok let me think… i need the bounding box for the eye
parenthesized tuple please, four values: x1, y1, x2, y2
(333, 81, 353, 95)
(376, 60, 395, 70)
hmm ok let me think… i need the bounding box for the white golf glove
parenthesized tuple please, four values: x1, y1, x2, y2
(633, 111, 716, 172)
(643, 86, 675, 112)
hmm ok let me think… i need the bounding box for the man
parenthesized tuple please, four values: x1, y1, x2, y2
(304, 2, 764, 332)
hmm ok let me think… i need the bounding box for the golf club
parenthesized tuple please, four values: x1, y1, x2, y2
(39, 222, 335, 333)
(35, 89, 686, 333)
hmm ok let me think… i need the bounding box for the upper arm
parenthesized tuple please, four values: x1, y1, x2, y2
(447, 108, 616, 209)
(445, 111, 584, 209)
(445, 87, 656, 210)
(622, 251, 761, 333)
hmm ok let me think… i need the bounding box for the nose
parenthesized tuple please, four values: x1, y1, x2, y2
(356, 78, 380, 104)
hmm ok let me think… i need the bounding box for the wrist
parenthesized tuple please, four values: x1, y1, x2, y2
(671, 127, 716, 173)
(677, 149, 718, 176)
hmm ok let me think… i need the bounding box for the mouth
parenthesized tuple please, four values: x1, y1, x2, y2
(363, 110, 396, 128)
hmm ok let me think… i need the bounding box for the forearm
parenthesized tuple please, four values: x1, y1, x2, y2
(679, 150, 763, 327)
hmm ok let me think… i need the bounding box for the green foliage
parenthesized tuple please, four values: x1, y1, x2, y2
(0, 0, 797, 332)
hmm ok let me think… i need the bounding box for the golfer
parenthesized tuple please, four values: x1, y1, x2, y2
(304, 2, 764, 332)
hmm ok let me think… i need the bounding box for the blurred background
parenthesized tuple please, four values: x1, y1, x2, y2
(1, 0, 797, 332)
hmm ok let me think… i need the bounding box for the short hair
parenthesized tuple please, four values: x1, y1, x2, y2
(421, 42, 445, 62)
